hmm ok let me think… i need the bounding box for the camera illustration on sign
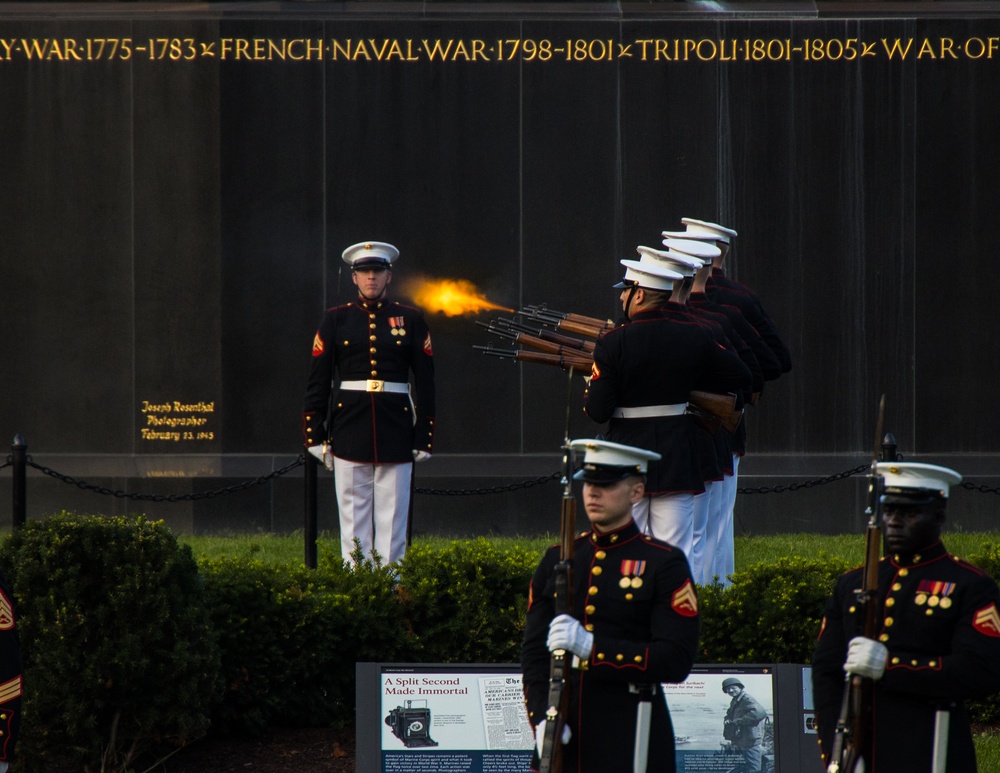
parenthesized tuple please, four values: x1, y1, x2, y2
(385, 699, 440, 748)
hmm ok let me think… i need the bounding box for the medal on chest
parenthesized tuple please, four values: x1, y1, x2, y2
(389, 316, 406, 336)
(914, 580, 955, 609)
(619, 559, 646, 589)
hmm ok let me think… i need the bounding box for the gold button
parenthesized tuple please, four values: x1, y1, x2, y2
(885, 617, 894, 627)
(634, 656, 643, 663)
(371, 360, 377, 366)
(371, 370, 378, 376)
(610, 534, 618, 543)
(588, 586, 598, 596)
(929, 660, 937, 667)
(595, 551, 606, 560)
(849, 606, 856, 614)
(369, 335, 376, 341)
(343, 340, 349, 345)
(369, 313, 376, 319)
(625, 593, 633, 601)
(592, 566, 603, 576)
(615, 654, 624, 662)
(369, 323, 376, 329)
(585, 605, 595, 615)
(585, 624, 594, 632)
(370, 347, 377, 353)
(913, 554, 922, 563)
(911, 660, 919, 666)
(926, 609, 934, 616)
(597, 653, 605, 660)
(892, 583, 902, 591)
(879, 633, 889, 642)
(892, 657, 900, 664)
(885, 598, 895, 607)
(899, 569, 909, 577)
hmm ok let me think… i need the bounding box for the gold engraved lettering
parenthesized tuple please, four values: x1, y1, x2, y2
(965, 37, 1000, 59)
(423, 39, 454, 61)
(881, 38, 914, 59)
(4, 33, 994, 66)
(140, 399, 217, 442)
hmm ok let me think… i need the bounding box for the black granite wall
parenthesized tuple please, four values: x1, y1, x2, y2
(3, 2, 1000, 536)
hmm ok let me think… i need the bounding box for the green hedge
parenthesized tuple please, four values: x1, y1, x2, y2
(2, 516, 1000, 771)
(0, 513, 220, 772)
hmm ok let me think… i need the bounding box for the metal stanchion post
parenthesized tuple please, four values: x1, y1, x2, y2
(304, 451, 318, 569)
(12, 435, 26, 529)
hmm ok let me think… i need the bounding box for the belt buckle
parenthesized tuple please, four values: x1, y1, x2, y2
(366, 379, 384, 392)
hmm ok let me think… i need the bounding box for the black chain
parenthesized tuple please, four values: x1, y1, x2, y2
(736, 463, 869, 495)
(415, 471, 561, 496)
(12, 456, 997, 500)
(25, 455, 305, 502)
(960, 481, 1000, 495)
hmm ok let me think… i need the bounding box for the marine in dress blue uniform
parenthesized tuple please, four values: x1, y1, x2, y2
(521, 440, 700, 773)
(303, 242, 435, 565)
(812, 462, 1000, 772)
(663, 219, 790, 587)
(664, 218, 791, 375)
(584, 250, 752, 568)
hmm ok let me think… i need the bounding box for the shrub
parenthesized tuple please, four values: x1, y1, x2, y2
(698, 555, 851, 664)
(0, 513, 220, 772)
(201, 552, 412, 734)
(396, 537, 538, 663)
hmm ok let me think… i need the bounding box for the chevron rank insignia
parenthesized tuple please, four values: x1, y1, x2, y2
(671, 579, 698, 617)
(0, 591, 12, 630)
(973, 603, 1000, 637)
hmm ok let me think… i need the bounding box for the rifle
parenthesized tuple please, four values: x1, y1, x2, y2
(828, 395, 886, 773)
(476, 321, 595, 362)
(497, 318, 596, 354)
(475, 344, 591, 372)
(539, 374, 578, 773)
(520, 304, 615, 339)
(687, 391, 742, 435)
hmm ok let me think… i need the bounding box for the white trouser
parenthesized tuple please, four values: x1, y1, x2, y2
(632, 492, 695, 560)
(689, 484, 713, 586)
(709, 454, 739, 587)
(333, 457, 412, 566)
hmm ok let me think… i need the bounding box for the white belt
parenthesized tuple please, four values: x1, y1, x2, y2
(339, 379, 409, 394)
(612, 403, 688, 419)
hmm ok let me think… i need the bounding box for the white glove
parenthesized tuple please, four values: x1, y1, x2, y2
(413, 450, 432, 462)
(307, 443, 335, 471)
(535, 719, 572, 757)
(547, 614, 594, 659)
(844, 636, 889, 680)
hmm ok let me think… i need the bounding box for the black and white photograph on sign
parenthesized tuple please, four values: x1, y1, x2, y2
(663, 668, 776, 773)
(381, 669, 533, 773)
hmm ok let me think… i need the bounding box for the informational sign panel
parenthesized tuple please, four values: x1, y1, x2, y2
(358, 664, 533, 773)
(358, 663, 825, 773)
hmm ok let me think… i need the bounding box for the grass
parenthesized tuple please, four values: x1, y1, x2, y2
(182, 530, 1000, 570)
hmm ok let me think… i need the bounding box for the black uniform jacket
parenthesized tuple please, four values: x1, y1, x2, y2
(0, 572, 22, 764)
(812, 541, 1000, 773)
(584, 309, 752, 494)
(706, 268, 792, 374)
(522, 519, 700, 773)
(303, 297, 435, 463)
